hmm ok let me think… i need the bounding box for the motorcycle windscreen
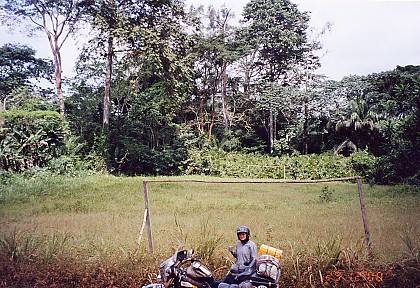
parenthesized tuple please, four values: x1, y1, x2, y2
(159, 257, 176, 282)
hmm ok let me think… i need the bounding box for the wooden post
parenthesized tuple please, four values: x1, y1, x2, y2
(143, 181, 154, 253)
(134, 208, 148, 256)
(357, 177, 372, 250)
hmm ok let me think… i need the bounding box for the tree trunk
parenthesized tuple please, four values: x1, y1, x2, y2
(208, 92, 215, 139)
(46, 32, 65, 116)
(199, 66, 208, 134)
(221, 63, 229, 131)
(269, 109, 274, 153)
(274, 111, 277, 147)
(303, 101, 308, 154)
(242, 49, 257, 97)
(208, 69, 220, 139)
(199, 92, 204, 134)
(55, 48, 65, 116)
(104, 35, 113, 128)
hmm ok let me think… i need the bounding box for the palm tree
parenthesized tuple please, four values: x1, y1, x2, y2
(334, 96, 381, 155)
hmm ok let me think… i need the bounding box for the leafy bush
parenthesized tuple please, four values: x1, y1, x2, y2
(319, 186, 334, 202)
(0, 110, 68, 172)
(350, 150, 378, 183)
(154, 142, 189, 176)
(0, 170, 13, 185)
(46, 136, 105, 176)
(185, 149, 378, 180)
(288, 153, 352, 179)
(375, 150, 420, 185)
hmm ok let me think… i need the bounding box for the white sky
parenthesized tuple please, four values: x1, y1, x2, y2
(186, 0, 420, 80)
(1, 0, 420, 81)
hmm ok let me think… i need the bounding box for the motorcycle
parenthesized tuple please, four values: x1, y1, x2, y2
(143, 246, 281, 288)
(144, 248, 215, 288)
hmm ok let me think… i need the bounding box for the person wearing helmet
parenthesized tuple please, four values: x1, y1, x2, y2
(223, 226, 258, 284)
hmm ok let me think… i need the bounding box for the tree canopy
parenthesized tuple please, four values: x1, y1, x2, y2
(0, 1, 418, 184)
(0, 43, 53, 111)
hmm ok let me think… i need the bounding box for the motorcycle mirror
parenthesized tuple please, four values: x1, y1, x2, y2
(176, 250, 187, 261)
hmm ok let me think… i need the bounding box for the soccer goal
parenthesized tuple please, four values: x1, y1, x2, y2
(136, 176, 371, 255)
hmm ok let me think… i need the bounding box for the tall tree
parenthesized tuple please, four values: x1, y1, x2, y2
(241, 0, 310, 82)
(80, 0, 193, 129)
(240, 0, 311, 153)
(74, 0, 195, 173)
(79, 0, 125, 129)
(255, 83, 302, 153)
(0, 43, 53, 111)
(1, 0, 83, 116)
(191, 5, 242, 138)
(293, 23, 331, 154)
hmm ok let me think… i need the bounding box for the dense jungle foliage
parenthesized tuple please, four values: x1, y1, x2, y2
(0, 0, 419, 184)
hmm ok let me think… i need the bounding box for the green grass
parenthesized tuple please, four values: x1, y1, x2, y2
(1, 175, 419, 274)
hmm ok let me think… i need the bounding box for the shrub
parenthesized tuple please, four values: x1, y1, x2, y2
(350, 150, 378, 183)
(0, 110, 68, 172)
(319, 186, 334, 202)
(185, 149, 378, 180)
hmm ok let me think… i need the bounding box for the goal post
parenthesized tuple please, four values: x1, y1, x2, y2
(140, 176, 371, 254)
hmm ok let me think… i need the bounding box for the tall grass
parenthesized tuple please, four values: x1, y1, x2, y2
(1, 175, 419, 284)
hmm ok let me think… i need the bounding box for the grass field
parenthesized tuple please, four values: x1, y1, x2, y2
(0, 175, 419, 287)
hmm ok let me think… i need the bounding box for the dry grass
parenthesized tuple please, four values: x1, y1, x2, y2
(0, 175, 419, 287)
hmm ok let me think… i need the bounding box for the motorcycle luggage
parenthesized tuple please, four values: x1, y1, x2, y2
(258, 244, 283, 261)
(255, 255, 280, 281)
